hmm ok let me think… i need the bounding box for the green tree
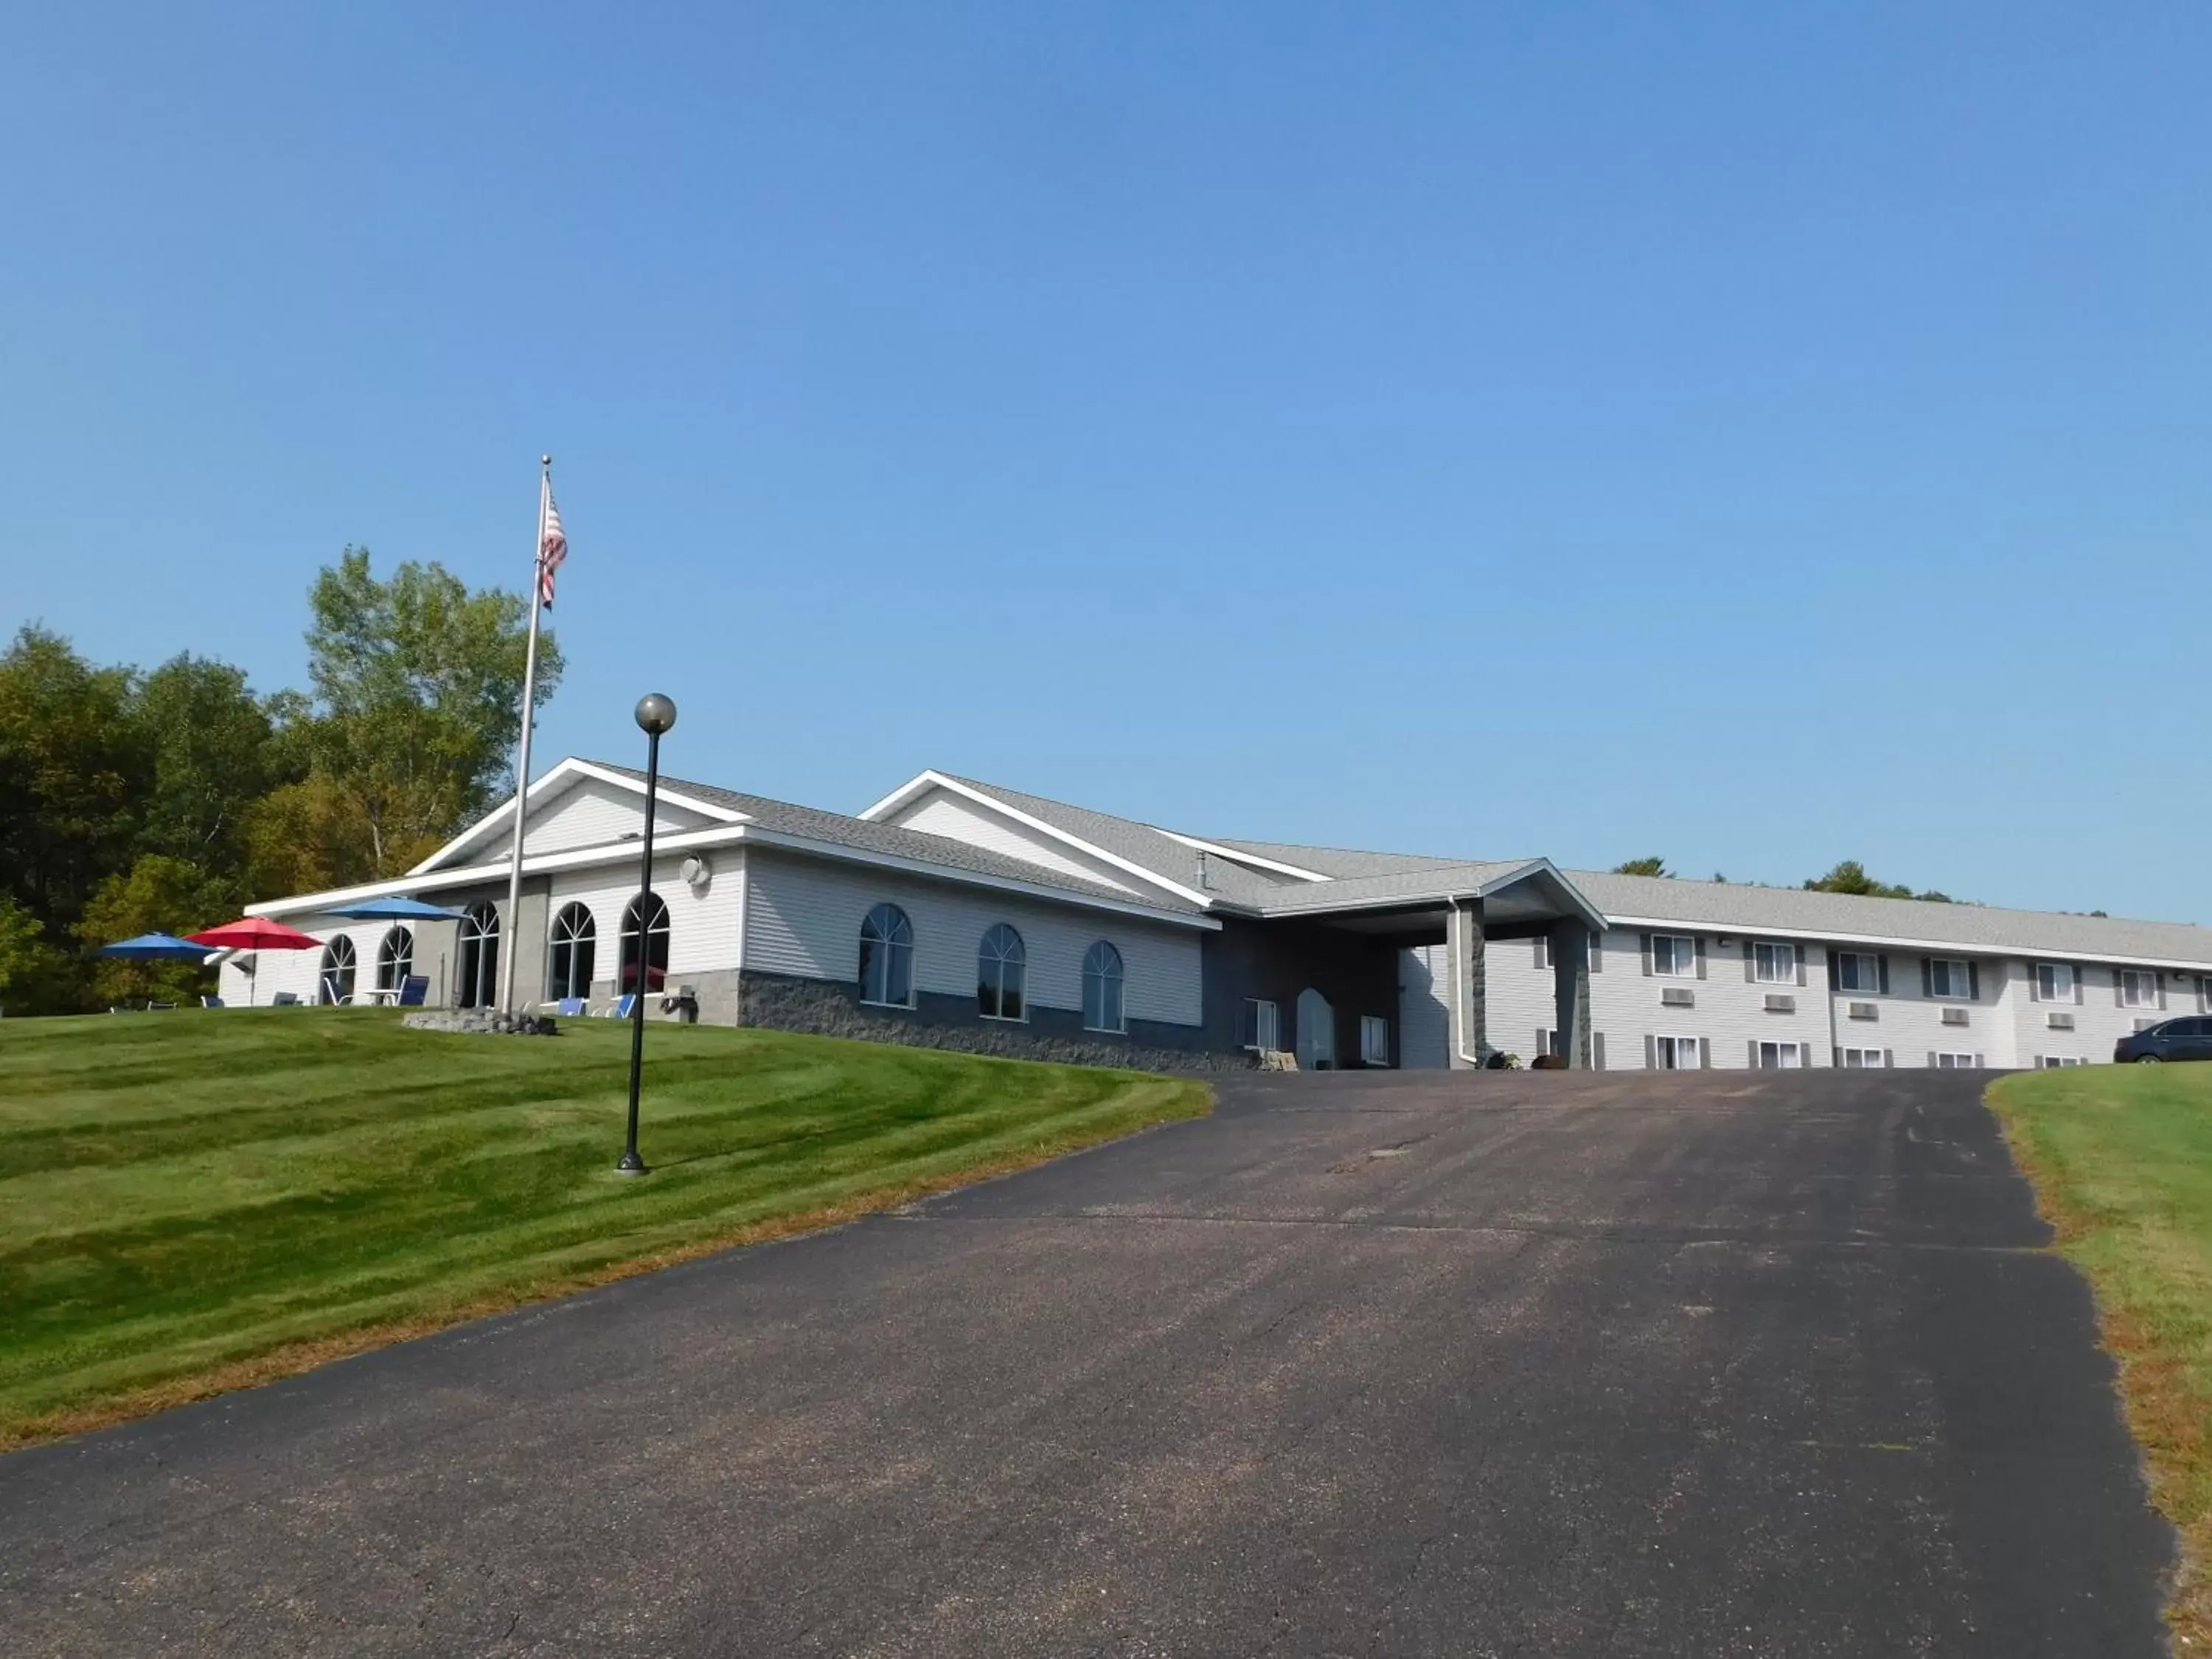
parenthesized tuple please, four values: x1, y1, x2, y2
(1613, 857, 1670, 878)
(291, 549, 560, 881)
(0, 627, 147, 936)
(1802, 860, 1952, 903)
(126, 653, 291, 892)
(74, 854, 229, 1006)
(0, 894, 68, 1015)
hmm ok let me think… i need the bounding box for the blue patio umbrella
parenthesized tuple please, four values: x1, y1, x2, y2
(97, 933, 216, 961)
(323, 896, 468, 922)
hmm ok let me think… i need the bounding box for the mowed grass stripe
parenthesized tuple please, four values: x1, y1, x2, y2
(0, 1010, 1208, 1444)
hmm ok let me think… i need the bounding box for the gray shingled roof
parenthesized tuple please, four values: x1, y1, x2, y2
(591, 764, 1201, 915)
(1567, 869, 2212, 967)
(936, 775, 1293, 911)
(1246, 860, 1553, 916)
(1203, 838, 1468, 881)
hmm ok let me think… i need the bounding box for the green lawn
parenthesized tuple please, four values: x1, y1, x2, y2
(1989, 1063, 2212, 1642)
(0, 1009, 1208, 1447)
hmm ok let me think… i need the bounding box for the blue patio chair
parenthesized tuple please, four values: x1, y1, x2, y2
(396, 975, 429, 1008)
(556, 997, 585, 1018)
(604, 994, 638, 1020)
(201, 995, 225, 1009)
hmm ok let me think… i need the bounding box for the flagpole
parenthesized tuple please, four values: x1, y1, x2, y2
(499, 456, 552, 1018)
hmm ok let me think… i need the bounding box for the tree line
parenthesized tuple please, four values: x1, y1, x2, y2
(0, 551, 558, 1013)
(1611, 855, 1955, 902)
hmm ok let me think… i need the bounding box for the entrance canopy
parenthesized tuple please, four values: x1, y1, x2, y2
(1246, 858, 1607, 939)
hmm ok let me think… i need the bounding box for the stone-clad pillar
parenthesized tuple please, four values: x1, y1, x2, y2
(1448, 898, 1486, 1068)
(1548, 919, 1593, 1068)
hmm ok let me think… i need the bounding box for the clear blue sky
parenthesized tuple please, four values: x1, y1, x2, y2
(4, 3, 2207, 922)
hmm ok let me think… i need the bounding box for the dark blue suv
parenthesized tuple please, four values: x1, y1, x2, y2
(2114, 1017, 2212, 1064)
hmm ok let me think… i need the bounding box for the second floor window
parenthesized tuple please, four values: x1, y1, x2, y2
(1652, 935, 1697, 977)
(1753, 942, 1795, 984)
(1927, 959, 1974, 1001)
(2119, 969, 2160, 1009)
(2036, 962, 2076, 1002)
(1835, 953, 1884, 994)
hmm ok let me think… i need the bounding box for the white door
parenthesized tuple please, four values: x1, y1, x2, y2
(1397, 946, 1450, 1068)
(1296, 987, 1336, 1070)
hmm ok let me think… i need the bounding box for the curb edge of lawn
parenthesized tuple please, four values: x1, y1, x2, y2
(1983, 1074, 2207, 1649)
(0, 1080, 1212, 1456)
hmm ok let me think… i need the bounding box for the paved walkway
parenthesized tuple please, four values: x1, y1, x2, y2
(0, 1069, 2174, 1656)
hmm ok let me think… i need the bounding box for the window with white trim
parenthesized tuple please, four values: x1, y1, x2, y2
(2119, 969, 2160, 1009)
(1753, 942, 1796, 984)
(2036, 1054, 2084, 1068)
(2035, 961, 2075, 1002)
(977, 924, 1026, 1020)
(1082, 939, 1125, 1033)
(1837, 1048, 1888, 1069)
(1934, 1052, 1978, 1069)
(1241, 998, 1279, 1052)
(1835, 953, 1882, 994)
(858, 903, 915, 1007)
(1360, 1015, 1390, 1066)
(1652, 935, 1697, 977)
(1927, 959, 1972, 1000)
(1655, 1034, 1701, 1070)
(1754, 1040, 1804, 1070)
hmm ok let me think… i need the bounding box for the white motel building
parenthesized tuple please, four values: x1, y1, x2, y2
(224, 758, 2212, 1074)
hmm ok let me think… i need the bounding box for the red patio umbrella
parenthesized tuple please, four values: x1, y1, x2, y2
(187, 917, 324, 1006)
(186, 917, 323, 950)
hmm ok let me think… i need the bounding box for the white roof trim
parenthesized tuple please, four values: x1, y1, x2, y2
(1156, 830, 1330, 883)
(858, 770, 1216, 910)
(408, 757, 747, 875)
(1600, 913, 2212, 973)
(254, 821, 1215, 931)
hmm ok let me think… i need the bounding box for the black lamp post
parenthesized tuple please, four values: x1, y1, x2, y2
(617, 692, 678, 1177)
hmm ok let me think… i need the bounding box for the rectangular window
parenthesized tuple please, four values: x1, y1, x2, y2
(1928, 959, 1972, 1000)
(1241, 998, 1279, 1053)
(2036, 1054, 2084, 1068)
(1934, 1052, 1978, 1069)
(1655, 1034, 1701, 1069)
(1835, 952, 1883, 992)
(1837, 1048, 1888, 1069)
(1755, 1040, 1804, 1070)
(1753, 942, 1796, 984)
(1533, 935, 1550, 971)
(1360, 1015, 1390, 1066)
(2119, 969, 2160, 1009)
(2035, 962, 2076, 1002)
(1652, 935, 1697, 977)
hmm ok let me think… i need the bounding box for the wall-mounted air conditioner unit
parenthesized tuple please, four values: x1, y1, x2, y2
(1941, 1007, 1969, 1026)
(2046, 1011, 2076, 1031)
(1848, 1001, 1877, 1021)
(1763, 993, 1795, 1014)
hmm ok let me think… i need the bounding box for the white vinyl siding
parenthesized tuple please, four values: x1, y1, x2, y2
(740, 847, 1202, 1026)
(520, 778, 709, 858)
(877, 787, 1141, 895)
(549, 858, 744, 985)
(1397, 945, 1452, 1069)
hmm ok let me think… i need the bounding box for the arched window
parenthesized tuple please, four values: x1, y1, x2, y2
(978, 923, 1026, 1020)
(1082, 940, 1125, 1033)
(375, 926, 414, 992)
(458, 902, 501, 1009)
(858, 903, 914, 1007)
(546, 903, 597, 1001)
(620, 891, 670, 993)
(318, 935, 358, 1006)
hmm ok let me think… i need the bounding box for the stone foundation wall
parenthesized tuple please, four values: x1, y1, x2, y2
(736, 970, 1254, 1075)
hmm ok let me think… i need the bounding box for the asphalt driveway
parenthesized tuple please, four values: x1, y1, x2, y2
(0, 1068, 2175, 1657)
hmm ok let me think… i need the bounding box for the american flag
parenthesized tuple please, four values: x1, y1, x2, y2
(538, 485, 567, 608)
